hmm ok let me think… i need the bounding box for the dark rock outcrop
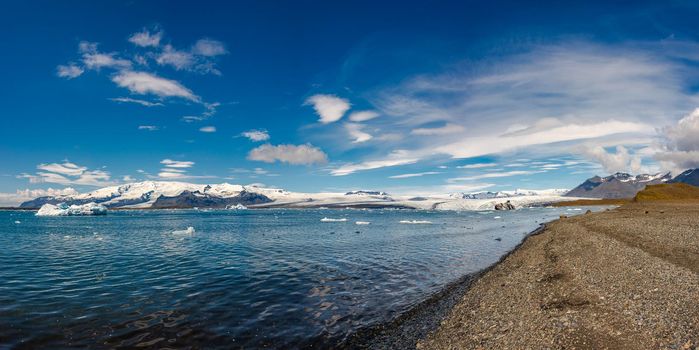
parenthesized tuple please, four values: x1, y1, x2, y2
(494, 200, 516, 210)
(151, 190, 272, 209)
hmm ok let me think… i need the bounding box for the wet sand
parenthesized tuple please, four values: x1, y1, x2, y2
(418, 202, 699, 349)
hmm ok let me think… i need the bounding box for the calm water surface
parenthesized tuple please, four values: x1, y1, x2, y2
(0, 207, 601, 348)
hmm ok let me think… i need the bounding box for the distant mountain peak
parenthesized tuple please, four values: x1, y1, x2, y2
(566, 172, 673, 199)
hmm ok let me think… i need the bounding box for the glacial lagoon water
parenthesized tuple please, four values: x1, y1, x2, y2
(0, 207, 603, 348)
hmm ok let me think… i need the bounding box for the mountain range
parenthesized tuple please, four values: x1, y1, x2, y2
(19, 181, 573, 211)
(565, 168, 699, 199)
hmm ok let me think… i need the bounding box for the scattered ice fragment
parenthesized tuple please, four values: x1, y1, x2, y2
(493, 216, 502, 219)
(14, 220, 21, 224)
(36, 202, 108, 216)
(355, 221, 371, 225)
(399, 220, 432, 224)
(226, 203, 248, 210)
(321, 217, 347, 222)
(172, 227, 195, 235)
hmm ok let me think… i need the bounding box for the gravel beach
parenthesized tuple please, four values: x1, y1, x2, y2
(418, 202, 699, 349)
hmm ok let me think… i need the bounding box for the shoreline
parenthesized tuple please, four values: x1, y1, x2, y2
(417, 202, 699, 349)
(341, 223, 551, 349)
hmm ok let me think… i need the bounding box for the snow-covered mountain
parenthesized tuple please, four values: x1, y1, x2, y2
(565, 172, 672, 199)
(19, 181, 576, 210)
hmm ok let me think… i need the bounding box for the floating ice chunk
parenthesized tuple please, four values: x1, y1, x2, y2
(321, 217, 347, 222)
(493, 216, 502, 219)
(36, 202, 108, 216)
(399, 220, 432, 224)
(355, 221, 371, 225)
(172, 227, 195, 235)
(14, 220, 21, 224)
(226, 203, 248, 210)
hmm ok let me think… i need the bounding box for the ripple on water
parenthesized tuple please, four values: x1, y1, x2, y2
(0, 207, 609, 348)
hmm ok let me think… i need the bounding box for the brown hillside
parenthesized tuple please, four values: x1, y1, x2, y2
(633, 183, 699, 202)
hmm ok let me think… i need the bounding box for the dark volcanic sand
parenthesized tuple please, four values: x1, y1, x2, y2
(418, 202, 699, 349)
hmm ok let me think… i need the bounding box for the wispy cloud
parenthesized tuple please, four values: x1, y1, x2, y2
(448, 170, 545, 182)
(389, 171, 441, 179)
(128, 28, 162, 47)
(330, 151, 418, 176)
(192, 39, 227, 56)
(110, 97, 164, 107)
(241, 129, 270, 142)
(345, 123, 372, 143)
(138, 125, 159, 131)
(0, 188, 80, 207)
(457, 163, 497, 169)
(248, 144, 328, 165)
(19, 161, 113, 187)
(411, 123, 465, 136)
(160, 159, 194, 168)
(655, 107, 699, 173)
(304, 94, 351, 124)
(199, 126, 216, 133)
(348, 110, 379, 122)
(56, 64, 84, 79)
(112, 71, 199, 101)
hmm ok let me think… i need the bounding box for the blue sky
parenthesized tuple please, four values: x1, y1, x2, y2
(3, 0, 699, 204)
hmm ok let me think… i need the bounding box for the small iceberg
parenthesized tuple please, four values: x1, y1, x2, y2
(355, 221, 371, 225)
(36, 202, 108, 216)
(226, 203, 248, 210)
(14, 220, 21, 224)
(493, 216, 502, 219)
(321, 217, 347, 222)
(172, 227, 195, 235)
(399, 220, 432, 224)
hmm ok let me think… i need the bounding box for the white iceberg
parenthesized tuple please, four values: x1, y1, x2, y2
(399, 220, 432, 224)
(172, 227, 195, 235)
(355, 221, 371, 225)
(36, 202, 108, 216)
(320, 217, 347, 222)
(226, 203, 248, 210)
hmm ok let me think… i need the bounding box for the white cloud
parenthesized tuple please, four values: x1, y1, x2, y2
(0, 188, 80, 207)
(411, 123, 465, 136)
(655, 108, 699, 172)
(248, 144, 328, 165)
(110, 97, 164, 107)
(128, 29, 163, 47)
(241, 129, 270, 142)
(56, 64, 84, 79)
(357, 42, 698, 171)
(304, 94, 351, 124)
(123, 175, 134, 182)
(199, 126, 216, 133)
(112, 71, 199, 101)
(583, 145, 642, 174)
(389, 171, 441, 179)
(138, 125, 158, 131)
(436, 120, 653, 159)
(192, 39, 227, 56)
(37, 162, 87, 176)
(330, 151, 418, 176)
(457, 163, 497, 169)
(157, 44, 195, 70)
(160, 159, 194, 168)
(448, 170, 545, 182)
(19, 166, 113, 187)
(348, 110, 379, 122)
(345, 123, 373, 143)
(73, 41, 133, 71)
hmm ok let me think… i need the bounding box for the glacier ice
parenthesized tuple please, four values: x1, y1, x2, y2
(320, 217, 347, 222)
(36, 202, 108, 216)
(172, 227, 195, 235)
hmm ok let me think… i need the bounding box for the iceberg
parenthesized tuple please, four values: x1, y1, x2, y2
(355, 221, 371, 225)
(172, 227, 195, 235)
(320, 217, 347, 222)
(226, 203, 248, 210)
(36, 202, 108, 216)
(399, 220, 432, 224)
